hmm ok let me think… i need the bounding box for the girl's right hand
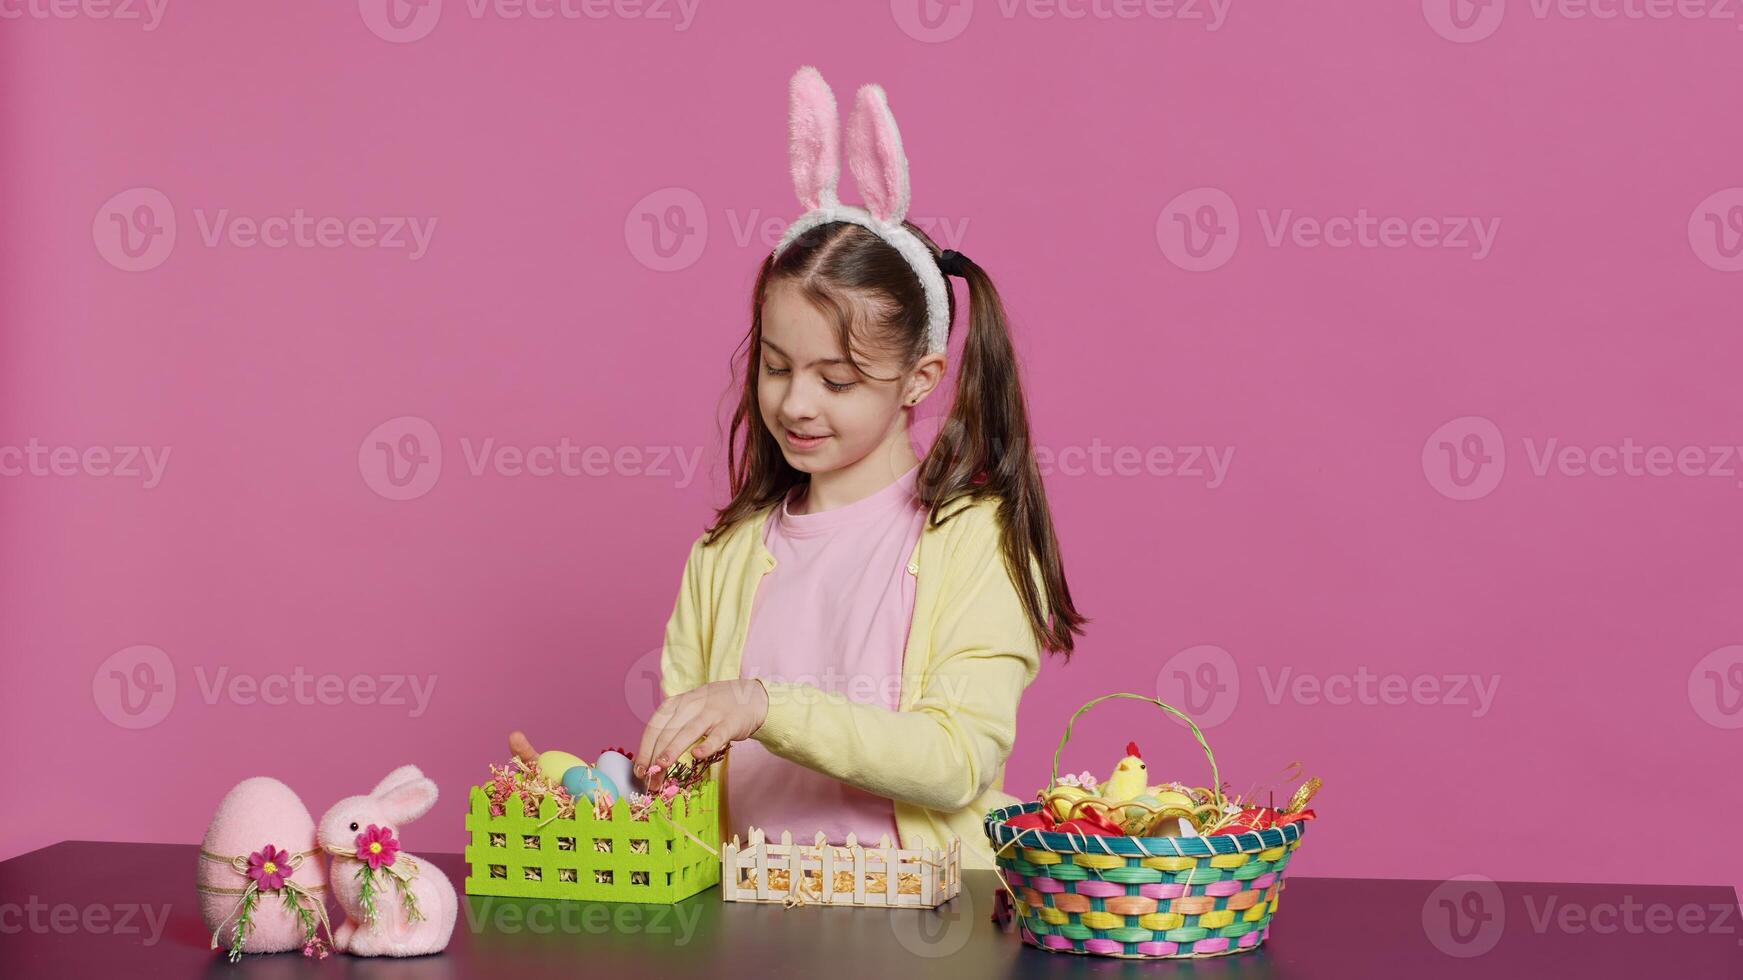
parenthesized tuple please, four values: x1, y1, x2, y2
(634, 679, 769, 789)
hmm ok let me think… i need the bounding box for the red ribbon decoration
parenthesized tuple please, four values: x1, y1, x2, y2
(1207, 806, 1317, 836)
(1004, 809, 1056, 831)
(1054, 808, 1126, 837)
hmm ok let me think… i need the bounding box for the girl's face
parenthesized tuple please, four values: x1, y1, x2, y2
(757, 280, 937, 476)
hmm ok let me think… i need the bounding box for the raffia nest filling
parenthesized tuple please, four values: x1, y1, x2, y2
(747, 867, 925, 896)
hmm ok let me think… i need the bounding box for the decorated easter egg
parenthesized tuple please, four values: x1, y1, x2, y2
(536, 750, 587, 784)
(1046, 784, 1091, 821)
(198, 776, 328, 955)
(561, 765, 619, 803)
(593, 750, 636, 797)
(1151, 789, 1195, 810)
(1150, 816, 1200, 838)
(1118, 794, 1163, 834)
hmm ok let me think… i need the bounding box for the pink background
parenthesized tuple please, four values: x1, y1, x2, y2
(3, 1, 1740, 903)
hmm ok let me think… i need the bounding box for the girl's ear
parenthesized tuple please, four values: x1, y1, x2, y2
(788, 65, 841, 210)
(377, 776, 439, 826)
(845, 83, 911, 225)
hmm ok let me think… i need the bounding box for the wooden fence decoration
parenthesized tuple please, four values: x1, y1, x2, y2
(719, 828, 962, 909)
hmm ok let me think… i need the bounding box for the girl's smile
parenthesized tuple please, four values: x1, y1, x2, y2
(783, 429, 831, 451)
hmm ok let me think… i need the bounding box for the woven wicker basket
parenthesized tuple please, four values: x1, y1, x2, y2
(983, 693, 1309, 960)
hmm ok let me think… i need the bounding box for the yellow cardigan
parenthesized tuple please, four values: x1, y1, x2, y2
(658, 491, 1046, 870)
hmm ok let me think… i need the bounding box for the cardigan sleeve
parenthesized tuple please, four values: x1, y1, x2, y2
(751, 503, 1044, 813)
(658, 532, 711, 699)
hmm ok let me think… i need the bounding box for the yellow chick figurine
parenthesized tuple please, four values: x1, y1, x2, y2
(1102, 742, 1150, 804)
(1105, 742, 1203, 834)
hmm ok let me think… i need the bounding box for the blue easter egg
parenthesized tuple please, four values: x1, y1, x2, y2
(561, 764, 619, 803)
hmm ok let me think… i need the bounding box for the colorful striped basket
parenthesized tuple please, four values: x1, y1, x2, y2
(983, 693, 1309, 960)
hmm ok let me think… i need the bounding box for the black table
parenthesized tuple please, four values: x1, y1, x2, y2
(2, 842, 1738, 977)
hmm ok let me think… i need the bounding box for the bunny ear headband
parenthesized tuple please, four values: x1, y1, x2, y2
(772, 65, 965, 356)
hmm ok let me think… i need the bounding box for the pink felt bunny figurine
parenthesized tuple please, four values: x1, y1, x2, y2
(317, 765, 457, 956)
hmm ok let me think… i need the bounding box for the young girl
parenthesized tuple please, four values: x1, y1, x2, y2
(512, 67, 1085, 870)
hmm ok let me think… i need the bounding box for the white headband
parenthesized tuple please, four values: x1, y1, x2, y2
(770, 66, 952, 356)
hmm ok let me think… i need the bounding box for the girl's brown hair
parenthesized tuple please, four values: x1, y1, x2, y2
(703, 221, 1088, 658)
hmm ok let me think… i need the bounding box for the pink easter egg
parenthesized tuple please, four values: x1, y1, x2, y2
(197, 776, 327, 955)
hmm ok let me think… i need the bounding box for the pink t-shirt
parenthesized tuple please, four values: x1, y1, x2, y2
(728, 463, 926, 845)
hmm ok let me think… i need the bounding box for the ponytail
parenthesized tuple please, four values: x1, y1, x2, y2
(916, 254, 1089, 658)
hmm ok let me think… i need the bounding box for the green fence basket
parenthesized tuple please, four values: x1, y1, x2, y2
(463, 777, 721, 905)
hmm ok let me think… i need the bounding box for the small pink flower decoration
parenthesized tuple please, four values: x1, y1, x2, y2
(245, 844, 290, 891)
(1056, 771, 1099, 792)
(354, 824, 400, 870)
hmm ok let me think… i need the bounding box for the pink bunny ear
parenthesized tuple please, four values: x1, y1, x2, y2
(788, 65, 841, 210)
(376, 775, 439, 826)
(845, 83, 911, 224)
(372, 764, 425, 797)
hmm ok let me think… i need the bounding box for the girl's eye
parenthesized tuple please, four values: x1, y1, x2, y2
(764, 363, 853, 392)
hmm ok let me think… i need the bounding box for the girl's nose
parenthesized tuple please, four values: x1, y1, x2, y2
(780, 383, 820, 421)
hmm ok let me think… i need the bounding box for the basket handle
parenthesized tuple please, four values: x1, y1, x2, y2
(1048, 692, 1224, 807)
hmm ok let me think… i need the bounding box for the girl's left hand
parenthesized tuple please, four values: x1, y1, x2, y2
(634, 679, 769, 788)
